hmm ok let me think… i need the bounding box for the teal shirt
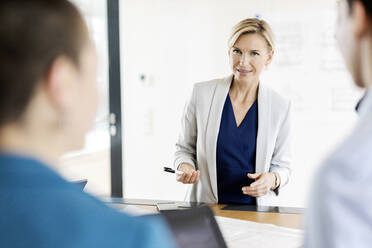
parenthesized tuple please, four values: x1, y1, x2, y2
(0, 153, 176, 248)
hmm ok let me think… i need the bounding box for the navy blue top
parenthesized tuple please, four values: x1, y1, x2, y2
(0, 153, 175, 248)
(216, 95, 258, 204)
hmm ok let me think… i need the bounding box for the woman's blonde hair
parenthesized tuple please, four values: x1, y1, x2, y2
(228, 18, 275, 52)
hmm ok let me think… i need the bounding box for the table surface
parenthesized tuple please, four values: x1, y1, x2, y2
(209, 204, 303, 229)
(104, 198, 303, 230)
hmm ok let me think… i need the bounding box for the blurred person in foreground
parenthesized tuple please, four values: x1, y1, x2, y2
(305, 0, 372, 247)
(0, 0, 176, 247)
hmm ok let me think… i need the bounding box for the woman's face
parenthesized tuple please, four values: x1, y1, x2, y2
(229, 33, 273, 84)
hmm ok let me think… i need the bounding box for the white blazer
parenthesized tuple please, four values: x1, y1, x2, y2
(174, 75, 292, 206)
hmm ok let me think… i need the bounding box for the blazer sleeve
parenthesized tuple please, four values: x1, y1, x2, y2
(173, 86, 198, 170)
(269, 101, 293, 195)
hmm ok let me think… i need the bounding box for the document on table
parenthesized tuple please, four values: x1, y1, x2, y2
(215, 216, 304, 248)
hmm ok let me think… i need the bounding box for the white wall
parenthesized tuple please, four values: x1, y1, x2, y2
(120, 0, 363, 207)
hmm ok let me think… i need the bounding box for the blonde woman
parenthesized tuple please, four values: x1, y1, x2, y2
(174, 18, 292, 206)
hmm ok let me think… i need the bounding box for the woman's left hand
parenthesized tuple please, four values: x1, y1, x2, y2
(241, 172, 276, 197)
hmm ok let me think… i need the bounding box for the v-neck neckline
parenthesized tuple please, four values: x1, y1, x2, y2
(227, 94, 257, 128)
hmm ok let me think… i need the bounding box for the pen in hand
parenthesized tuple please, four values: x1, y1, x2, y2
(168, 164, 200, 184)
(164, 166, 184, 175)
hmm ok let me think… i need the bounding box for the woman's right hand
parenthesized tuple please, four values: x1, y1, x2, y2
(176, 163, 200, 184)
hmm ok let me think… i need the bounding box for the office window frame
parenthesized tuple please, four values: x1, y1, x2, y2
(107, 0, 123, 197)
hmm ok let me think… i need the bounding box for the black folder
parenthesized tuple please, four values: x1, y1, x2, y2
(222, 204, 304, 214)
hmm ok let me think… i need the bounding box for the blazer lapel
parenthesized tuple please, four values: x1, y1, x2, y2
(205, 75, 232, 201)
(256, 82, 271, 173)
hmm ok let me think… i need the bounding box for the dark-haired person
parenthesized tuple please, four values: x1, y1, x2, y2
(305, 0, 372, 247)
(0, 1, 175, 247)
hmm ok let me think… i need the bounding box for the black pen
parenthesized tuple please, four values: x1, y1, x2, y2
(164, 166, 184, 175)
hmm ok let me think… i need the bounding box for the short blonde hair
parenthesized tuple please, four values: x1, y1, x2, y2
(228, 18, 275, 52)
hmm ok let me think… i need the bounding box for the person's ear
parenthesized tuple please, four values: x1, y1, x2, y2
(352, 1, 370, 39)
(265, 50, 274, 66)
(44, 56, 77, 112)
